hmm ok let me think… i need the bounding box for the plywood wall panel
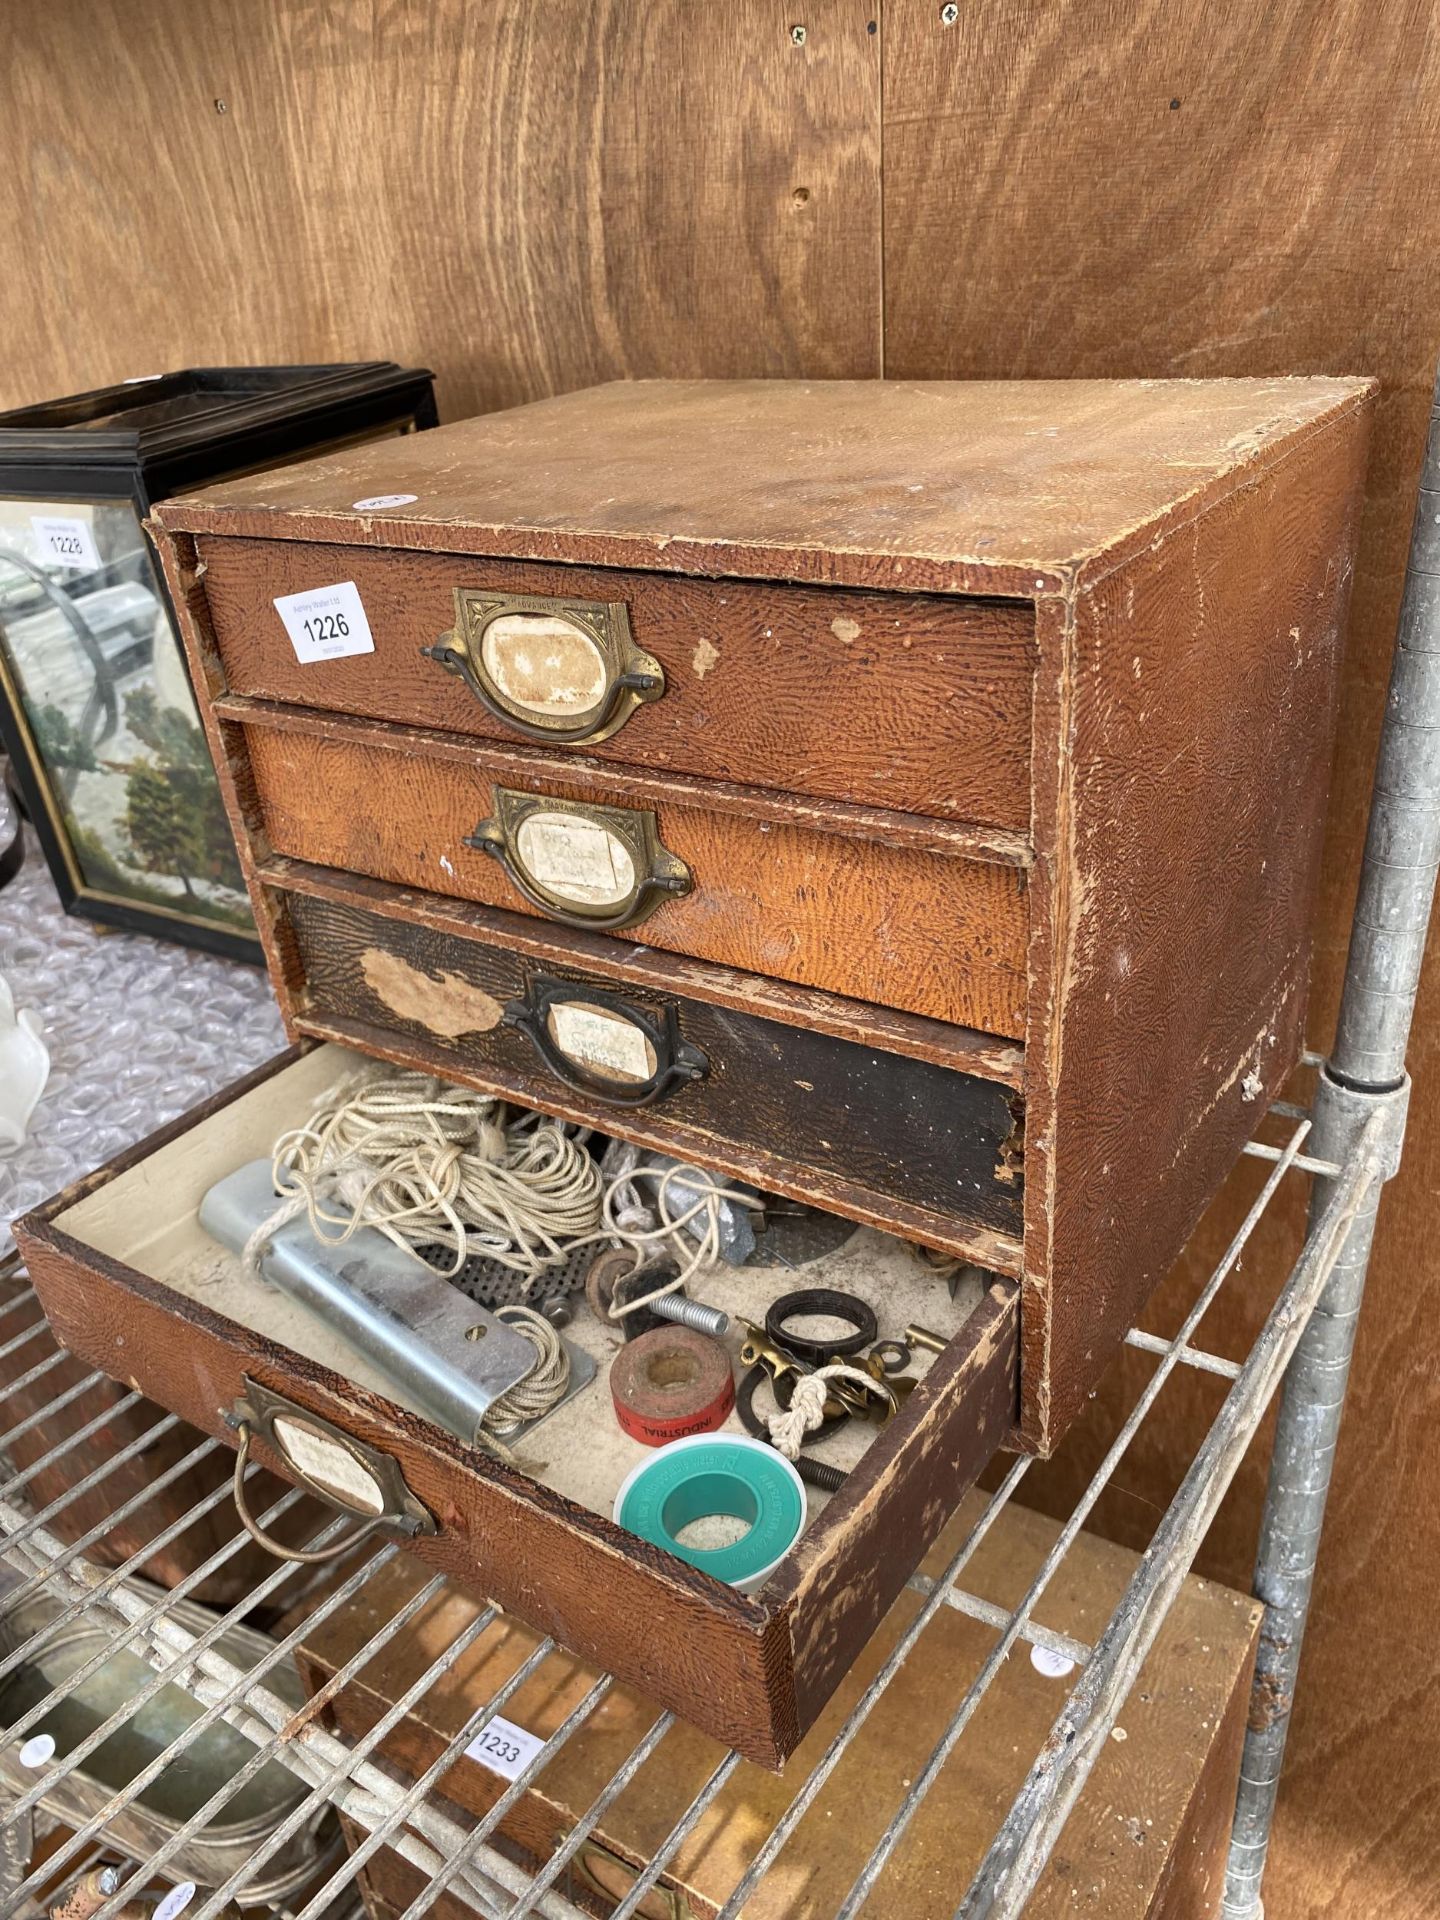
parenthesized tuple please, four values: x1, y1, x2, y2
(880, 5, 1440, 1911)
(0, 0, 882, 419)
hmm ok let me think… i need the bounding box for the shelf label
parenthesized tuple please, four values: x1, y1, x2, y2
(465, 1713, 546, 1781)
(273, 580, 375, 664)
(515, 812, 634, 907)
(30, 515, 100, 571)
(351, 492, 418, 510)
(1030, 1644, 1077, 1679)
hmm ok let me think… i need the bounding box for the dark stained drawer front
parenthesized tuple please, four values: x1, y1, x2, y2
(282, 889, 1025, 1260)
(197, 535, 1035, 828)
(239, 715, 1030, 1036)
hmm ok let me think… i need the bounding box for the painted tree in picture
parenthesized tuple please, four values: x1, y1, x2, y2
(121, 688, 246, 908)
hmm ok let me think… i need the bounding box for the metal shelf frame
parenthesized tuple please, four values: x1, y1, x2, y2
(3, 375, 1438, 1920)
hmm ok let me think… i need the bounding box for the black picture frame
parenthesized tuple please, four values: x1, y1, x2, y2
(0, 362, 437, 964)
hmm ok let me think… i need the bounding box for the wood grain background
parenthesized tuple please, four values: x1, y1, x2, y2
(2, 1, 1436, 1909)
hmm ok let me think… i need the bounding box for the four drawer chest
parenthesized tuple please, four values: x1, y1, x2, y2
(19, 376, 1373, 1762)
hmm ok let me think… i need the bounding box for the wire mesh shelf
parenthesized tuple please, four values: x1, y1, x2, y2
(0, 1083, 1384, 1920)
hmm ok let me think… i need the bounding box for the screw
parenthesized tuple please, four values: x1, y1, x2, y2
(940, 3, 959, 22)
(539, 1296, 573, 1330)
(794, 1454, 848, 1493)
(650, 1293, 729, 1338)
(790, 23, 807, 44)
(214, 97, 228, 113)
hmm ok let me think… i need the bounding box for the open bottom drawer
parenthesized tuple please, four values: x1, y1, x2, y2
(16, 1044, 1018, 1768)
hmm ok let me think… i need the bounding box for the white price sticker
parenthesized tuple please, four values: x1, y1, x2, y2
(465, 1714, 546, 1782)
(273, 581, 375, 664)
(30, 515, 100, 571)
(351, 492, 418, 510)
(1030, 1644, 1077, 1680)
(154, 1884, 197, 1920)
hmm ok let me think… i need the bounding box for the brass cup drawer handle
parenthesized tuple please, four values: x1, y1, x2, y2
(231, 1423, 381, 1564)
(463, 787, 692, 933)
(226, 1379, 436, 1563)
(421, 586, 664, 745)
(503, 976, 709, 1108)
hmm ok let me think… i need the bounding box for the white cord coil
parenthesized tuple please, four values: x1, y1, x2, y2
(481, 1304, 571, 1441)
(267, 1069, 603, 1280)
(245, 1070, 761, 1449)
(597, 1161, 760, 1320)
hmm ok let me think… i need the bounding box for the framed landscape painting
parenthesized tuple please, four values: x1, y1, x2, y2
(0, 362, 437, 962)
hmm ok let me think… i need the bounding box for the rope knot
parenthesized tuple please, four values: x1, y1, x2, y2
(427, 1140, 466, 1198)
(767, 1373, 831, 1461)
(764, 1363, 896, 1462)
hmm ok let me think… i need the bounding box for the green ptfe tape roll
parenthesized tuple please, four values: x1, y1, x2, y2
(613, 1434, 807, 1592)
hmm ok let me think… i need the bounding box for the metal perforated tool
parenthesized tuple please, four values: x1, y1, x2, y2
(443, 1241, 594, 1319)
(199, 1160, 540, 1445)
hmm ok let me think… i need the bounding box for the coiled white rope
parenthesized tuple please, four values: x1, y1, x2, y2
(482, 1304, 571, 1440)
(598, 1161, 760, 1321)
(242, 1069, 760, 1439)
(265, 1069, 603, 1280)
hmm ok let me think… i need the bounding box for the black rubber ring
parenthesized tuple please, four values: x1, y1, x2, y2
(764, 1287, 878, 1364)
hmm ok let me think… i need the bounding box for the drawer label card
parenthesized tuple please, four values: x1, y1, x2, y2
(465, 1713, 547, 1781)
(271, 1414, 387, 1514)
(482, 610, 609, 718)
(515, 811, 636, 908)
(273, 580, 375, 664)
(29, 514, 100, 571)
(548, 1001, 656, 1083)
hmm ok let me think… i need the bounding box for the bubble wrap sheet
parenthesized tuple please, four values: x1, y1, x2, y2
(0, 833, 285, 1251)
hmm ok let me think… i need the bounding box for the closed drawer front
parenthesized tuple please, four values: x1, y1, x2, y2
(240, 715, 1030, 1035)
(197, 536, 1035, 827)
(282, 888, 1025, 1261)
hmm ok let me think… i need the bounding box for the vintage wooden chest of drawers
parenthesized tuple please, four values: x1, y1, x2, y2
(17, 377, 1372, 1766)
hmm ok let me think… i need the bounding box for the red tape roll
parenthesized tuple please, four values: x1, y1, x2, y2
(610, 1327, 736, 1447)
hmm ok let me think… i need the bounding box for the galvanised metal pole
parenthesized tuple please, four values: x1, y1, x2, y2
(1222, 369, 1440, 1917)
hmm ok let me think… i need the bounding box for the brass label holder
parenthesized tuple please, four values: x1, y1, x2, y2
(227, 1378, 436, 1538)
(464, 788, 692, 932)
(503, 973, 709, 1107)
(421, 587, 664, 744)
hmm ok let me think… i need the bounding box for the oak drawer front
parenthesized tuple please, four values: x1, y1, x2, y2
(196, 537, 1034, 827)
(17, 1045, 1019, 1768)
(243, 722, 1030, 1036)
(283, 890, 1025, 1249)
